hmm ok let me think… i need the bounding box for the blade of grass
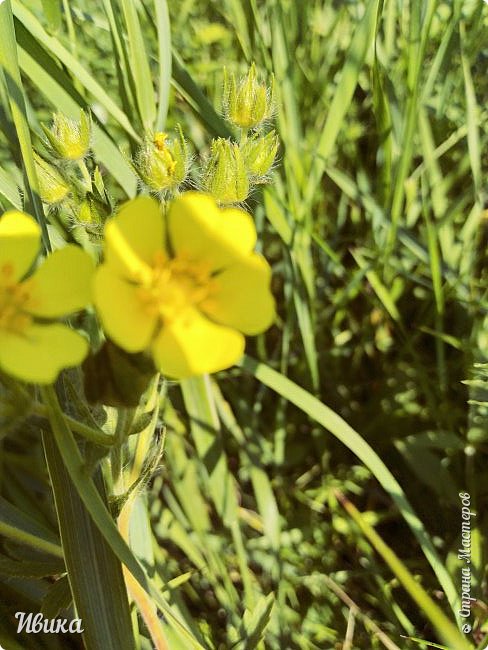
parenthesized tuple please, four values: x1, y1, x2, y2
(0, 166, 21, 208)
(0, 497, 63, 559)
(336, 492, 471, 650)
(181, 375, 256, 609)
(239, 355, 460, 622)
(303, 0, 381, 215)
(154, 0, 171, 130)
(0, 0, 49, 249)
(12, 1, 140, 142)
(119, 0, 156, 130)
(43, 431, 137, 650)
(386, 0, 438, 258)
(172, 52, 233, 139)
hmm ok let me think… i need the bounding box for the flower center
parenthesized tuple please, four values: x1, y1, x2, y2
(136, 252, 214, 323)
(0, 264, 33, 333)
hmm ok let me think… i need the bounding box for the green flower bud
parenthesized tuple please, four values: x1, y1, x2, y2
(202, 138, 249, 205)
(79, 197, 103, 227)
(241, 130, 279, 182)
(134, 128, 189, 194)
(33, 153, 70, 205)
(223, 63, 275, 130)
(42, 110, 91, 161)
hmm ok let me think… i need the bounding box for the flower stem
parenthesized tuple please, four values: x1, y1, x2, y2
(77, 158, 92, 192)
(32, 402, 115, 447)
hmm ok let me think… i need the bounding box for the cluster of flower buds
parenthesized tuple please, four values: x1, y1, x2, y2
(202, 64, 279, 205)
(35, 109, 94, 210)
(34, 109, 114, 246)
(133, 127, 190, 196)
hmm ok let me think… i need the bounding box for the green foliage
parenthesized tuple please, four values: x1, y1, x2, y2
(0, 0, 487, 649)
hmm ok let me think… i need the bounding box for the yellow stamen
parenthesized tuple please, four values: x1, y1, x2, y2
(136, 253, 214, 324)
(0, 274, 34, 333)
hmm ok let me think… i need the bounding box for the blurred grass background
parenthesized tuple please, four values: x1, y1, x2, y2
(0, 0, 487, 648)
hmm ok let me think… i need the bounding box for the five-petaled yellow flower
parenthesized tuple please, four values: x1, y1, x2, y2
(93, 192, 275, 378)
(0, 211, 94, 383)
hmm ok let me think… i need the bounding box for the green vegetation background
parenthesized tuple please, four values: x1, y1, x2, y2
(0, 0, 487, 648)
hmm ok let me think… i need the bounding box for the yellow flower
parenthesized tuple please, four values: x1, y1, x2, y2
(0, 211, 94, 383)
(93, 192, 275, 378)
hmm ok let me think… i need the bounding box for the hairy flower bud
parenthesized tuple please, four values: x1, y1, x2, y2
(241, 130, 279, 182)
(42, 110, 91, 161)
(33, 153, 70, 205)
(134, 128, 189, 194)
(202, 138, 249, 205)
(223, 63, 274, 130)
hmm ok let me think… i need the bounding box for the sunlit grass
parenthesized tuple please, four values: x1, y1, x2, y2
(0, 0, 487, 649)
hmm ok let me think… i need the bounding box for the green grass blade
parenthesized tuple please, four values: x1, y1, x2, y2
(12, 1, 140, 142)
(154, 0, 171, 130)
(351, 249, 401, 322)
(40, 0, 62, 33)
(0, 166, 21, 209)
(172, 52, 233, 138)
(119, 0, 156, 130)
(0, 497, 62, 559)
(459, 21, 482, 201)
(180, 375, 238, 526)
(239, 355, 460, 622)
(0, 0, 48, 248)
(386, 0, 437, 255)
(43, 431, 137, 650)
(303, 0, 381, 213)
(337, 493, 471, 650)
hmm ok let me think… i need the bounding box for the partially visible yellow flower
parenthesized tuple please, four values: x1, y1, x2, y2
(93, 192, 275, 379)
(0, 211, 94, 383)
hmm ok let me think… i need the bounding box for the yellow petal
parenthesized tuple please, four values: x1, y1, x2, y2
(0, 211, 40, 282)
(0, 323, 88, 384)
(93, 265, 157, 352)
(167, 192, 256, 270)
(201, 253, 275, 335)
(151, 308, 244, 378)
(104, 196, 165, 279)
(25, 245, 95, 317)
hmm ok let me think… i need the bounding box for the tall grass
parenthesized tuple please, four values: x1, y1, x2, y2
(0, 0, 486, 648)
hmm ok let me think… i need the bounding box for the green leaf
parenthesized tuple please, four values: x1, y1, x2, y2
(338, 494, 471, 650)
(41, 575, 72, 619)
(0, 166, 21, 209)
